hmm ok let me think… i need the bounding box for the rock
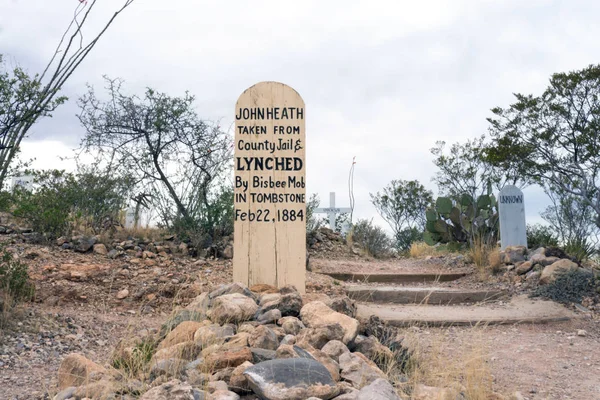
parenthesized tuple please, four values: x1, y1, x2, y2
(275, 344, 300, 359)
(530, 247, 545, 256)
(93, 243, 108, 255)
(150, 358, 186, 380)
(251, 348, 277, 363)
(305, 348, 340, 381)
(339, 352, 386, 389)
(281, 334, 296, 345)
(209, 283, 257, 303)
(194, 324, 235, 347)
(74, 236, 96, 253)
(229, 361, 253, 394)
(540, 259, 579, 285)
(530, 254, 560, 267)
(139, 379, 206, 399)
(412, 384, 454, 400)
(326, 296, 357, 318)
(210, 368, 235, 383)
(300, 301, 359, 344)
(251, 284, 279, 294)
(278, 316, 305, 335)
(222, 245, 234, 259)
(502, 246, 527, 264)
(257, 309, 282, 324)
(153, 341, 202, 362)
(321, 340, 350, 363)
(160, 309, 206, 337)
(71, 379, 122, 399)
(515, 261, 534, 275)
(208, 381, 229, 392)
(525, 270, 541, 281)
(296, 324, 345, 349)
(248, 325, 279, 350)
(116, 288, 130, 299)
(278, 292, 303, 317)
(204, 346, 253, 371)
(209, 293, 259, 324)
(53, 387, 77, 400)
(158, 321, 205, 350)
(243, 358, 340, 400)
(577, 329, 587, 337)
(57, 353, 107, 390)
(351, 335, 394, 361)
(357, 378, 400, 400)
(186, 292, 210, 314)
(211, 390, 240, 400)
(221, 332, 251, 350)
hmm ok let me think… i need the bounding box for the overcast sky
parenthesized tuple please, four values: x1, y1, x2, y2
(1, 0, 599, 231)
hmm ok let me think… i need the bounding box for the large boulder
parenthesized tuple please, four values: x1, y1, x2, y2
(57, 353, 108, 390)
(248, 325, 279, 350)
(540, 259, 579, 285)
(243, 358, 340, 400)
(209, 293, 259, 324)
(300, 302, 359, 344)
(204, 346, 253, 371)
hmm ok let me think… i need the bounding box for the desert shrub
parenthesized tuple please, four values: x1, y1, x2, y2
(532, 269, 597, 304)
(351, 219, 392, 258)
(112, 338, 157, 377)
(487, 248, 502, 272)
(467, 236, 494, 270)
(563, 237, 596, 263)
(526, 223, 559, 249)
(395, 227, 423, 251)
(0, 246, 34, 312)
(9, 169, 130, 238)
(409, 241, 436, 258)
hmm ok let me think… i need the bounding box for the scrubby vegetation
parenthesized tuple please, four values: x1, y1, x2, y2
(532, 269, 598, 304)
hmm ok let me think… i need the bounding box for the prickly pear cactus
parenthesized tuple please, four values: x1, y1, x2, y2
(424, 193, 499, 246)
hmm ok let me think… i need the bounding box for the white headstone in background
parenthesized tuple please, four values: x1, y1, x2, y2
(498, 185, 527, 249)
(10, 175, 33, 191)
(125, 207, 136, 229)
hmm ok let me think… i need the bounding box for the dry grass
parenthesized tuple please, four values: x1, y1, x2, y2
(487, 248, 503, 273)
(403, 325, 496, 400)
(409, 242, 438, 258)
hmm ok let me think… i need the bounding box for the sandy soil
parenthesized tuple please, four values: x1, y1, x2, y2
(1, 242, 599, 399)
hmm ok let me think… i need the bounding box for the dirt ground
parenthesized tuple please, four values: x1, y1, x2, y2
(1, 241, 599, 399)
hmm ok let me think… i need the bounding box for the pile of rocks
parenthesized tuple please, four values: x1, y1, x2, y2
(53, 283, 405, 400)
(307, 227, 362, 259)
(499, 246, 585, 286)
(54, 235, 234, 261)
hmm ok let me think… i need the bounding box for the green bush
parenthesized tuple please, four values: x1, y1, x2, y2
(532, 269, 597, 304)
(9, 169, 130, 238)
(351, 219, 392, 258)
(526, 223, 559, 249)
(0, 246, 34, 311)
(395, 227, 423, 251)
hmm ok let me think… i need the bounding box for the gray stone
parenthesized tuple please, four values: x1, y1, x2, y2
(243, 358, 340, 400)
(257, 309, 282, 325)
(248, 325, 279, 350)
(357, 378, 400, 400)
(53, 387, 77, 400)
(139, 379, 206, 399)
(321, 340, 350, 363)
(250, 348, 277, 363)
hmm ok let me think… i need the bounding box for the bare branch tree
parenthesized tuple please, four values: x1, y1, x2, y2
(0, 0, 135, 187)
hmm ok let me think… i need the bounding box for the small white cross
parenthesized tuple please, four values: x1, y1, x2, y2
(314, 192, 352, 231)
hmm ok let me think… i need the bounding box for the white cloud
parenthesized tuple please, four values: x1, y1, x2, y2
(2, 0, 600, 233)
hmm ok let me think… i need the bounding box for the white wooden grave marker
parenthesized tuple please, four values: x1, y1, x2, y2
(233, 81, 306, 293)
(498, 185, 527, 249)
(315, 192, 352, 232)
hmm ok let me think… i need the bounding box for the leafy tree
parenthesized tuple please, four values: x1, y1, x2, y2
(431, 135, 524, 202)
(370, 180, 433, 250)
(486, 64, 600, 228)
(77, 77, 231, 242)
(0, 1, 135, 187)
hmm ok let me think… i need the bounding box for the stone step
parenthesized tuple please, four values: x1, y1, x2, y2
(356, 295, 577, 327)
(321, 271, 468, 283)
(347, 286, 506, 305)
